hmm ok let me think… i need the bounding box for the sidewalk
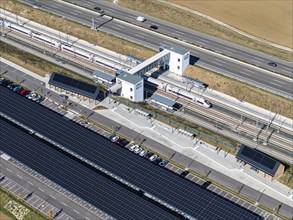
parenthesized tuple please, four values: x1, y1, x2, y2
(98, 97, 293, 207)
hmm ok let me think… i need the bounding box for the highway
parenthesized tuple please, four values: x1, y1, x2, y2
(0, 86, 261, 220)
(21, 0, 293, 99)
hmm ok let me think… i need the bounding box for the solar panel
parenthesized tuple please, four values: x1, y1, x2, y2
(253, 153, 263, 163)
(0, 87, 261, 220)
(242, 146, 255, 158)
(262, 158, 277, 169)
(49, 73, 99, 99)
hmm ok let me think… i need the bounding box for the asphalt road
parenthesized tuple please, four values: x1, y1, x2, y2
(1, 62, 292, 218)
(23, 0, 293, 99)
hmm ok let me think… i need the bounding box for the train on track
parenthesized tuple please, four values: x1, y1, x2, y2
(0, 19, 128, 72)
(143, 76, 212, 108)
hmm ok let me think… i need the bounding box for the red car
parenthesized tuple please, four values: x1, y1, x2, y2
(18, 89, 28, 96)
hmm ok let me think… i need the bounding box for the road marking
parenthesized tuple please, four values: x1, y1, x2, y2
(270, 82, 282, 87)
(243, 68, 254, 73)
(49, 195, 56, 199)
(240, 71, 252, 76)
(212, 62, 223, 66)
(273, 79, 286, 84)
(85, 217, 90, 220)
(134, 34, 145, 39)
(16, 174, 23, 179)
(6, 168, 12, 173)
(38, 188, 45, 192)
(112, 26, 121, 31)
(73, 209, 80, 214)
(215, 59, 226, 63)
(61, 202, 68, 206)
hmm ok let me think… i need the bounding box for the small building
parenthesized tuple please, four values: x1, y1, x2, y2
(149, 93, 176, 111)
(236, 145, 285, 181)
(116, 72, 144, 102)
(49, 72, 99, 102)
(92, 70, 115, 85)
(160, 45, 190, 75)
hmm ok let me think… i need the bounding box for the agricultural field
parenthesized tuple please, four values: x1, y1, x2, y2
(169, 0, 293, 48)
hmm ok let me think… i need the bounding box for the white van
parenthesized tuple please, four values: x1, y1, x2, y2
(136, 16, 146, 22)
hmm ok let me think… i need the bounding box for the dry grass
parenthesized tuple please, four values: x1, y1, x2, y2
(278, 165, 293, 189)
(0, 0, 155, 60)
(170, 0, 293, 49)
(0, 212, 13, 220)
(115, 0, 292, 60)
(184, 65, 293, 119)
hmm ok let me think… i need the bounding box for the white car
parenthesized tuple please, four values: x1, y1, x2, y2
(129, 145, 139, 152)
(136, 16, 146, 22)
(149, 155, 158, 162)
(134, 147, 142, 154)
(26, 92, 36, 99)
(111, 136, 119, 143)
(139, 150, 147, 157)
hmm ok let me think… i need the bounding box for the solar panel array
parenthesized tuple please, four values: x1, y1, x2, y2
(0, 119, 180, 220)
(49, 72, 99, 99)
(236, 145, 280, 176)
(0, 87, 261, 220)
(150, 93, 176, 107)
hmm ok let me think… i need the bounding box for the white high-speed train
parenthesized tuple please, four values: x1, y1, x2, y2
(1, 19, 127, 72)
(144, 76, 212, 108)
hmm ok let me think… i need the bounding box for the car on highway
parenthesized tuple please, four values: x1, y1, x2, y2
(111, 136, 119, 143)
(159, 160, 169, 167)
(129, 145, 140, 152)
(136, 16, 146, 22)
(180, 170, 189, 178)
(268, 62, 277, 67)
(149, 154, 158, 162)
(94, 6, 101, 11)
(150, 25, 158, 30)
(59, 94, 69, 101)
(134, 147, 143, 154)
(139, 150, 148, 157)
(12, 85, 22, 92)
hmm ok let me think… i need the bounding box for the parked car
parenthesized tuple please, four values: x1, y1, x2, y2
(0, 79, 11, 87)
(149, 155, 158, 162)
(7, 83, 17, 90)
(18, 89, 28, 96)
(159, 160, 169, 167)
(154, 157, 163, 165)
(201, 181, 212, 189)
(180, 170, 189, 178)
(139, 150, 148, 157)
(115, 138, 128, 147)
(106, 133, 115, 140)
(12, 86, 22, 92)
(111, 136, 119, 143)
(129, 145, 139, 152)
(33, 95, 42, 103)
(134, 147, 143, 154)
(26, 92, 36, 99)
(59, 94, 69, 101)
(145, 152, 154, 159)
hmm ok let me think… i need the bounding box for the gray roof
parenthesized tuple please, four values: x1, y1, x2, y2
(236, 145, 281, 176)
(49, 72, 99, 99)
(93, 70, 115, 82)
(163, 45, 189, 55)
(150, 93, 176, 107)
(117, 72, 142, 85)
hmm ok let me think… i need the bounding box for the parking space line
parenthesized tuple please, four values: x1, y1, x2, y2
(16, 174, 23, 179)
(26, 195, 36, 202)
(31, 198, 40, 205)
(49, 195, 56, 200)
(61, 202, 68, 206)
(6, 168, 12, 173)
(12, 186, 22, 193)
(28, 181, 34, 185)
(6, 182, 16, 189)
(73, 209, 80, 214)
(38, 187, 45, 192)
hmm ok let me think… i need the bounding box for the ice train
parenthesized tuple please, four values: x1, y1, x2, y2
(0, 19, 127, 72)
(144, 76, 212, 108)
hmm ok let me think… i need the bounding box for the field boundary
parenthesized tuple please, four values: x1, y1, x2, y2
(157, 0, 293, 52)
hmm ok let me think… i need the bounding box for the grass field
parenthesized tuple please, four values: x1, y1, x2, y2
(0, 212, 13, 220)
(114, 0, 292, 60)
(169, 0, 293, 49)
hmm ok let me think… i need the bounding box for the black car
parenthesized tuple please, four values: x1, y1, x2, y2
(94, 6, 101, 11)
(150, 25, 158, 30)
(145, 152, 154, 159)
(0, 79, 11, 87)
(180, 170, 189, 178)
(268, 62, 277, 67)
(201, 181, 212, 189)
(154, 157, 163, 165)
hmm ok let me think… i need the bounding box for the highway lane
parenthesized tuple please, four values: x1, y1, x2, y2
(0, 118, 182, 220)
(22, 0, 293, 98)
(0, 87, 261, 220)
(70, 0, 293, 75)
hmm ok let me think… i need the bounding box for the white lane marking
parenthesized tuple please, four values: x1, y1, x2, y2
(243, 68, 254, 73)
(270, 82, 282, 87)
(61, 202, 68, 206)
(111, 26, 121, 31)
(138, 32, 148, 36)
(49, 195, 56, 199)
(16, 174, 23, 179)
(272, 79, 286, 84)
(85, 217, 90, 220)
(212, 62, 223, 66)
(134, 34, 145, 38)
(6, 168, 12, 173)
(240, 71, 252, 76)
(38, 188, 45, 192)
(73, 209, 80, 214)
(215, 59, 226, 63)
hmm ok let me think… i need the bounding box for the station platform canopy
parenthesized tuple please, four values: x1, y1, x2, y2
(49, 72, 99, 99)
(93, 70, 115, 83)
(150, 93, 176, 107)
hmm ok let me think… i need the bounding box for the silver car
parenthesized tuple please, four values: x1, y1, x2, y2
(149, 155, 158, 162)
